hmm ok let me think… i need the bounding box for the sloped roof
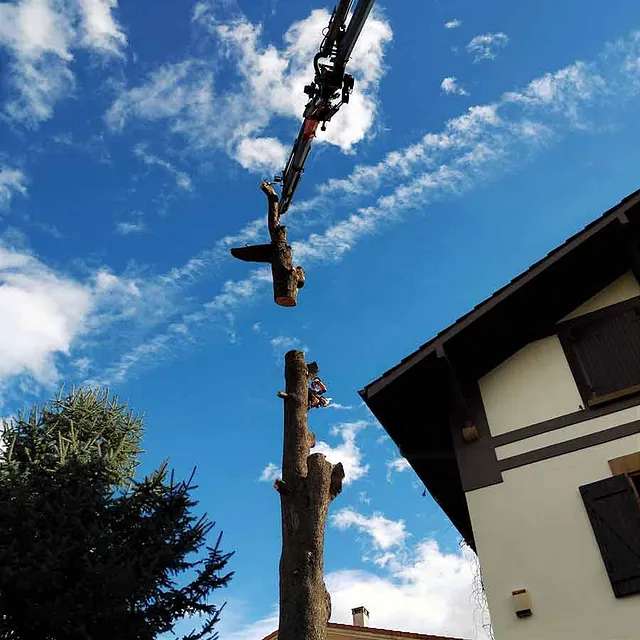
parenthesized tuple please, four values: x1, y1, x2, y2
(359, 188, 640, 546)
(362, 187, 640, 398)
(262, 622, 467, 640)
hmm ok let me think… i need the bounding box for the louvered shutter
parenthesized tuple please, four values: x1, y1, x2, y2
(579, 474, 640, 597)
(567, 304, 640, 404)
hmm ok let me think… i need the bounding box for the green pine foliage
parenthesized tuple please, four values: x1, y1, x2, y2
(0, 388, 234, 640)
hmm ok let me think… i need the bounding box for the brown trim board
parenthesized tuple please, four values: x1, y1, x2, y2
(492, 394, 640, 448)
(499, 419, 640, 472)
(452, 382, 503, 492)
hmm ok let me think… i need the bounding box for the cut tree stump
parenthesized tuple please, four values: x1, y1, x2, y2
(230, 182, 305, 307)
(275, 350, 344, 640)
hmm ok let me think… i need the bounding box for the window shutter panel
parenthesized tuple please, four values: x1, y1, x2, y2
(570, 307, 640, 400)
(579, 475, 640, 597)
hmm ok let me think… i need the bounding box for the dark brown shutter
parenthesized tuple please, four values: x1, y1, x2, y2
(579, 474, 640, 597)
(569, 305, 640, 401)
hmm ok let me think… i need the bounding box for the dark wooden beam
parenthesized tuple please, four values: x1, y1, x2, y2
(436, 346, 479, 443)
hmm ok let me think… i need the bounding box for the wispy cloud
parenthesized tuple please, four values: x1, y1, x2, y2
(386, 456, 411, 481)
(270, 336, 305, 352)
(466, 32, 508, 62)
(503, 60, 606, 127)
(115, 220, 146, 235)
(0, 0, 126, 124)
(133, 144, 193, 191)
(0, 167, 27, 208)
(331, 508, 408, 550)
(445, 19, 462, 30)
(440, 76, 469, 96)
(259, 462, 281, 482)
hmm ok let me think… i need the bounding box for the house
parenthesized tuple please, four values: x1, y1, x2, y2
(261, 606, 467, 640)
(359, 188, 640, 640)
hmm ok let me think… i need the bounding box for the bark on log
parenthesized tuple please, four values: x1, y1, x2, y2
(276, 350, 344, 640)
(230, 182, 305, 307)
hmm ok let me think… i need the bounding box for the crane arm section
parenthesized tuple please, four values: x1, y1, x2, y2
(274, 0, 375, 216)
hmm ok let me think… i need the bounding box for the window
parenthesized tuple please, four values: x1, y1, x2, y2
(559, 297, 640, 407)
(580, 474, 640, 597)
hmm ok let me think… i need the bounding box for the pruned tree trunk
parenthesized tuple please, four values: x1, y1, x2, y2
(275, 351, 344, 640)
(230, 182, 305, 307)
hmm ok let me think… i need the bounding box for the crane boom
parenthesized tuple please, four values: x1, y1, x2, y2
(323, 0, 353, 54)
(275, 0, 375, 215)
(336, 0, 375, 66)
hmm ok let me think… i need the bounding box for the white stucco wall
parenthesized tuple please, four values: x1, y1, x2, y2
(467, 431, 640, 640)
(562, 271, 640, 320)
(479, 336, 583, 436)
(478, 272, 640, 436)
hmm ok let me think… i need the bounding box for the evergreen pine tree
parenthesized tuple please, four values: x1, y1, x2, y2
(0, 387, 233, 640)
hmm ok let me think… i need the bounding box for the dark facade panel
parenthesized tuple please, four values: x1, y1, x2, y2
(559, 297, 640, 406)
(580, 474, 640, 598)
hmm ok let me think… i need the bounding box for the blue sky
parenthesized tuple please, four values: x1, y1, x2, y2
(2, 0, 640, 638)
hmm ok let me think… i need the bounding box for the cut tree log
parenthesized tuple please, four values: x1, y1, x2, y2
(275, 350, 344, 640)
(230, 182, 305, 307)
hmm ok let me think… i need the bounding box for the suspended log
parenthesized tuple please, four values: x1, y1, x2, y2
(230, 182, 305, 307)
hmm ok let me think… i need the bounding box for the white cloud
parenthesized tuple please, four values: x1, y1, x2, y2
(133, 144, 193, 191)
(76, 0, 127, 55)
(445, 19, 462, 29)
(325, 541, 491, 640)
(270, 335, 306, 353)
(0, 242, 92, 384)
(88, 332, 173, 386)
(235, 137, 288, 172)
(503, 61, 606, 126)
(466, 32, 508, 62)
(93, 268, 140, 297)
(105, 60, 210, 131)
(386, 456, 410, 481)
(203, 268, 272, 314)
(440, 76, 469, 96)
(331, 508, 408, 550)
(0, 233, 182, 393)
(327, 402, 353, 410)
(0, 168, 28, 208)
(222, 538, 491, 640)
(115, 221, 146, 235)
(259, 462, 281, 482)
(312, 420, 369, 484)
(107, 6, 392, 169)
(0, 0, 125, 124)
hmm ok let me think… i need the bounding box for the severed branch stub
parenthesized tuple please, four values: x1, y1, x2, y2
(275, 350, 344, 640)
(230, 181, 305, 307)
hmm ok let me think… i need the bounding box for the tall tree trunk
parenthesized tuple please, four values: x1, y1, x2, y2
(275, 351, 344, 640)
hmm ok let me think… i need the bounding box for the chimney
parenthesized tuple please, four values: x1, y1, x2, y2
(351, 606, 370, 627)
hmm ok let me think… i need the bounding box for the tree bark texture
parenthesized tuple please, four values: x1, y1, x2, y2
(276, 350, 344, 640)
(230, 182, 305, 307)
